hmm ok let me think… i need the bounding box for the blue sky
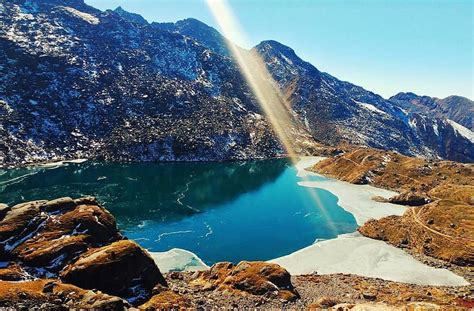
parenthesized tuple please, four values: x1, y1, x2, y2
(85, 0, 473, 100)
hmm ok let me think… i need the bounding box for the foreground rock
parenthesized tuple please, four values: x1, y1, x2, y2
(0, 197, 166, 305)
(61, 240, 167, 304)
(359, 200, 474, 266)
(149, 272, 472, 309)
(0, 279, 128, 309)
(191, 261, 299, 301)
(0, 197, 121, 269)
(139, 290, 190, 310)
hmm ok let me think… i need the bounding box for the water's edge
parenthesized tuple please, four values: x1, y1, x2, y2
(151, 157, 468, 286)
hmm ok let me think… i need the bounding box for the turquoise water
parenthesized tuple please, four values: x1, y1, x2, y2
(0, 159, 357, 264)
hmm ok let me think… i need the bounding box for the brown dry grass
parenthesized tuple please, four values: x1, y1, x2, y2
(312, 147, 474, 204)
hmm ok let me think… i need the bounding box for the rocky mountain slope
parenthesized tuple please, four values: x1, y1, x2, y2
(1, 196, 472, 309)
(0, 0, 473, 167)
(390, 92, 474, 131)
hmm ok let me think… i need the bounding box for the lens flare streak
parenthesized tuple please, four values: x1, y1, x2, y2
(206, 0, 337, 234)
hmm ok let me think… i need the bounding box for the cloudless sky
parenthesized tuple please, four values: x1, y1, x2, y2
(85, 0, 473, 100)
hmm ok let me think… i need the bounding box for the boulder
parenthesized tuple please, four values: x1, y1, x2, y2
(388, 191, 430, 206)
(0, 263, 29, 281)
(0, 201, 47, 257)
(191, 261, 299, 301)
(0, 279, 129, 309)
(41, 197, 76, 213)
(60, 240, 167, 305)
(0, 204, 9, 220)
(0, 197, 122, 275)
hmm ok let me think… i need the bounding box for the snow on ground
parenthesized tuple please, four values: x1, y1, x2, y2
(354, 100, 388, 116)
(59, 6, 100, 25)
(447, 119, 474, 143)
(270, 232, 469, 286)
(149, 248, 209, 273)
(39, 158, 88, 168)
(296, 157, 405, 226)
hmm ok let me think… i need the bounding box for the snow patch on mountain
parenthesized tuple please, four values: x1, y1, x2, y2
(59, 6, 100, 25)
(354, 100, 388, 116)
(447, 119, 474, 143)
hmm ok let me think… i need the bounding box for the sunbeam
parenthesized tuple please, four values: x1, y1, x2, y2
(206, 0, 337, 234)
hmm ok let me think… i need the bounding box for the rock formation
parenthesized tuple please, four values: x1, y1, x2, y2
(0, 196, 165, 304)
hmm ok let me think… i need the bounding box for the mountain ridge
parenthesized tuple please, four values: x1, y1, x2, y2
(0, 0, 473, 166)
(389, 92, 474, 131)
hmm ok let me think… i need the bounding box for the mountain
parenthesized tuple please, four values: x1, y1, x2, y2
(0, 0, 473, 167)
(151, 18, 230, 57)
(390, 92, 474, 131)
(253, 40, 474, 162)
(112, 6, 148, 26)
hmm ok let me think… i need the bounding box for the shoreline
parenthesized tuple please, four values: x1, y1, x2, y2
(275, 157, 469, 286)
(147, 156, 469, 286)
(0, 154, 292, 170)
(296, 157, 406, 226)
(2, 156, 469, 287)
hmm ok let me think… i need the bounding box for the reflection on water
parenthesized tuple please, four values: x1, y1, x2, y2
(0, 159, 357, 264)
(0, 160, 289, 223)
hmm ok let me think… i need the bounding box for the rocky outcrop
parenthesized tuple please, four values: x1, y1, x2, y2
(0, 197, 121, 272)
(191, 261, 299, 301)
(0, 279, 129, 309)
(386, 191, 431, 206)
(0, 196, 166, 305)
(139, 290, 189, 310)
(359, 200, 474, 265)
(0, 263, 28, 281)
(314, 148, 474, 266)
(61, 240, 167, 304)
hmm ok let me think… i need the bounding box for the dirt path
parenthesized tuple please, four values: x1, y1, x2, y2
(338, 155, 424, 186)
(411, 207, 474, 243)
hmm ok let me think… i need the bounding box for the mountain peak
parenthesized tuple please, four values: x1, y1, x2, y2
(390, 92, 420, 101)
(256, 40, 296, 56)
(254, 40, 320, 75)
(113, 6, 148, 25)
(152, 18, 230, 56)
(176, 18, 208, 27)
